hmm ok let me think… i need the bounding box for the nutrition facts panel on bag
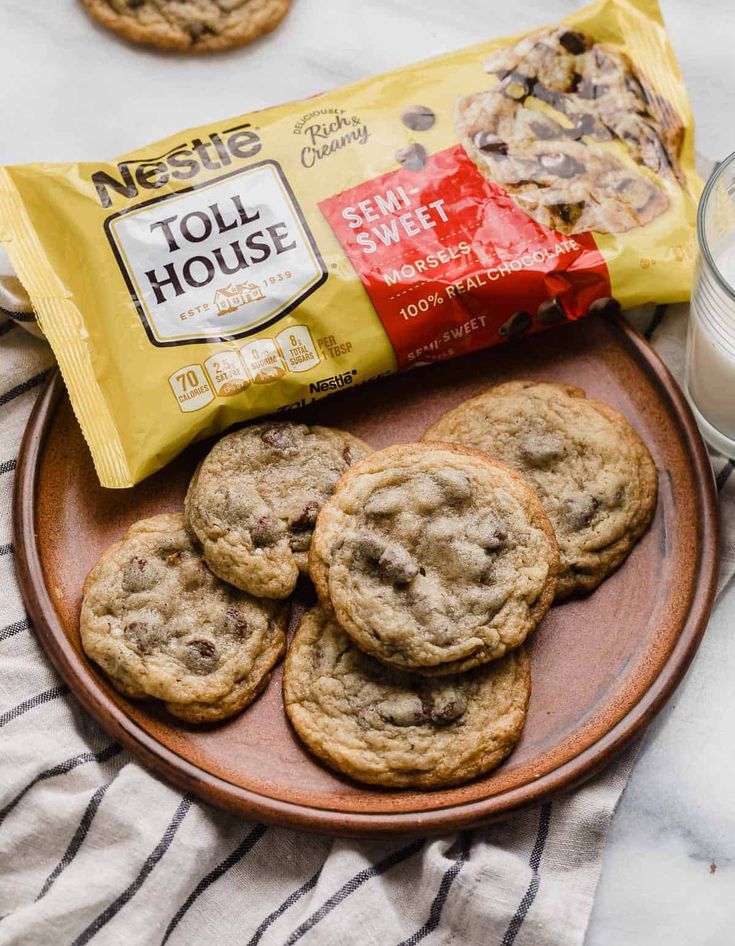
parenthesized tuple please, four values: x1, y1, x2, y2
(167, 324, 321, 411)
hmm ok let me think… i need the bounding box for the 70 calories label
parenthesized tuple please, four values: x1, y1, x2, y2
(319, 145, 612, 369)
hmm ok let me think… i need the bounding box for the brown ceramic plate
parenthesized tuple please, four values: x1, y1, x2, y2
(13, 312, 718, 837)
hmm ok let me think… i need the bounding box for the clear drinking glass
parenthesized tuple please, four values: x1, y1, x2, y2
(686, 152, 735, 456)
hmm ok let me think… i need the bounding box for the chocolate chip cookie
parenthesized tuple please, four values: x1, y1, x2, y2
(81, 0, 291, 53)
(80, 513, 287, 723)
(455, 26, 684, 234)
(185, 422, 372, 599)
(424, 381, 658, 599)
(309, 442, 559, 675)
(283, 607, 531, 789)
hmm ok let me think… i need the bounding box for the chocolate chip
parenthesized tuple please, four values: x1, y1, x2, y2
(593, 48, 616, 73)
(290, 501, 319, 532)
(499, 311, 532, 338)
(625, 73, 649, 106)
(614, 175, 657, 212)
(343, 444, 356, 466)
(569, 71, 584, 94)
(225, 609, 250, 636)
(376, 695, 426, 727)
(536, 298, 568, 325)
(251, 515, 282, 547)
(610, 484, 627, 507)
(188, 22, 214, 41)
(428, 689, 468, 725)
(354, 534, 386, 563)
(559, 31, 588, 55)
(184, 639, 219, 674)
(378, 545, 419, 585)
(396, 143, 427, 171)
(539, 152, 585, 178)
(548, 201, 585, 228)
(470, 514, 507, 551)
(565, 113, 596, 139)
(530, 118, 565, 141)
(519, 433, 564, 467)
(562, 494, 599, 530)
(575, 78, 594, 99)
(587, 296, 621, 318)
(289, 531, 313, 552)
(500, 72, 533, 102)
(311, 641, 326, 669)
(578, 79, 608, 100)
(121, 557, 158, 593)
(473, 132, 508, 155)
(125, 620, 165, 653)
(260, 423, 297, 451)
(534, 84, 566, 109)
(401, 105, 436, 132)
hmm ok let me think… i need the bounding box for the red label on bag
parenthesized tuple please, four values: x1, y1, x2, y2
(319, 145, 611, 368)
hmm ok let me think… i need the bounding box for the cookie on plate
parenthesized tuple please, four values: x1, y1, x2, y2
(80, 513, 287, 723)
(185, 422, 372, 599)
(284, 607, 531, 789)
(309, 442, 559, 675)
(81, 0, 291, 53)
(455, 25, 684, 234)
(423, 381, 658, 599)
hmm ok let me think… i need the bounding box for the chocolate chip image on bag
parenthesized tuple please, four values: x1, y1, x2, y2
(0, 0, 699, 488)
(454, 24, 684, 235)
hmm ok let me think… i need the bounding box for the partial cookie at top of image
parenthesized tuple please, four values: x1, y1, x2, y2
(423, 381, 658, 599)
(309, 442, 559, 676)
(80, 513, 288, 723)
(283, 606, 532, 789)
(80, 0, 291, 53)
(185, 422, 372, 599)
(455, 25, 685, 235)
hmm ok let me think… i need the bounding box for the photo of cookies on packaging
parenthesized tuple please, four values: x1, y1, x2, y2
(455, 25, 685, 235)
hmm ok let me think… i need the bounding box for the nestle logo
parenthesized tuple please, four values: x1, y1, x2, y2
(91, 124, 262, 209)
(309, 371, 356, 393)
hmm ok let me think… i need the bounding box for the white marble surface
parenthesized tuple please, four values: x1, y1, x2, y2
(1, 2, 734, 943)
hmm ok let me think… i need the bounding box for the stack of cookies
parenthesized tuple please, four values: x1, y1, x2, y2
(80, 381, 657, 789)
(81, 424, 370, 724)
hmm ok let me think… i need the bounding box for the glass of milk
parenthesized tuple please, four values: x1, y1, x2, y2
(687, 153, 735, 455)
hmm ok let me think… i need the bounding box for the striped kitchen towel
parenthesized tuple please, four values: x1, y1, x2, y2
(0, 302, 732, 946)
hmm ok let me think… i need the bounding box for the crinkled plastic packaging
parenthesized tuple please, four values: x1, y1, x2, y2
(0, 0, 699, 487)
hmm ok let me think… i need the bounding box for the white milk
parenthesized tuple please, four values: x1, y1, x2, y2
(687, 229, 735, 453)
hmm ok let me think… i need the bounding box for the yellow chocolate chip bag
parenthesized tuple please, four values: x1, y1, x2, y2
(0, 0, 699, 487)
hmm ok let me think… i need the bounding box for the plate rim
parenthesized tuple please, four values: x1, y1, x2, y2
(13, 316, 720, 837)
